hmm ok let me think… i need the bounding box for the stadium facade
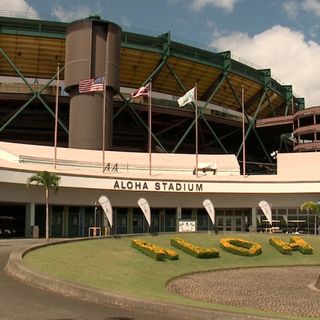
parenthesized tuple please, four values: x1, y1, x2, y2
(0, 16, 319, 238)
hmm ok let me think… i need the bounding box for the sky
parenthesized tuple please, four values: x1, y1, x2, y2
(1, 0, 320, 107)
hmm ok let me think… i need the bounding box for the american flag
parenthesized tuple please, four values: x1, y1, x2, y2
(79, 77, 104, 93)
(131, 83, 151, 98)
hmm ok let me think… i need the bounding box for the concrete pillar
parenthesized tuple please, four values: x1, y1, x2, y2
(251, 207, 257, 232)
(176, 207, 181, 220)
(25, 203, 35, 237)
(65, 18, 121, 150)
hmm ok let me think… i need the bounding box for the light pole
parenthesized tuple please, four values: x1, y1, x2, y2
(94, 201, 98, 228)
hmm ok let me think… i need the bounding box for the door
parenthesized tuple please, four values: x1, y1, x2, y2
(68, 207, 80, 237)
(217, 216, 243, 232)
(234, 216, 243, 232)
(51, 210, 63, 237)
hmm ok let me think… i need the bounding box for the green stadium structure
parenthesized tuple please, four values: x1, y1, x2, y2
(0, 16, 319, 239)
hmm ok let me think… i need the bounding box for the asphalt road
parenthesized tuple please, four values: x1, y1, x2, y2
(0, 239, 183, 320)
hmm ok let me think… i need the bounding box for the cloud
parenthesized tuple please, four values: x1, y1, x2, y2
(211, 25, 320, 107)
(282, 0, 300, 19)
(51, 4, 93, 21)
(120, 15, 131, 29)
(282, 0, 320, 17)
(0, 0, 39, 19)
(302, 0, 320, 16)
(190, 0, 238, 12)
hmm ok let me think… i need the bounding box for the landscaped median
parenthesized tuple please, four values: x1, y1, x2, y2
(20, 233, 320, 320)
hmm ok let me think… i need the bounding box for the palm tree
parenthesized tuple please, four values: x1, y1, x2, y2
(27, 171, 61, 241)
(300, 201, 320, 235)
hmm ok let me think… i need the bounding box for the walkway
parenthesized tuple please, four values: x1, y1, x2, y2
(168, 266, 320, 319)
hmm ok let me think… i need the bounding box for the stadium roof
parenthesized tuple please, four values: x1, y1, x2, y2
(0, 16, 304, 119)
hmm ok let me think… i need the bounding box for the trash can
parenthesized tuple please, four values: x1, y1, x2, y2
(31, 226, 39, 238)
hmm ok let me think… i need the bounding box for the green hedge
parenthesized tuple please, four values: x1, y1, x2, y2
(170, 236, 219, 259)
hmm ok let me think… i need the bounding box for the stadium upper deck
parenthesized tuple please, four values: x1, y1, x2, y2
(0, 16, 306, 174)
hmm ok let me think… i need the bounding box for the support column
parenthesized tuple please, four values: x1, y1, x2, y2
(176, 207, 182, 220)
(25, 203, 35, 238)
(251, 207, 257, 232)
(65, 17, 121, 150)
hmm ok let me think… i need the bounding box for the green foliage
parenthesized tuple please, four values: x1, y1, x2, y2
(300, 201, 320, 214)
(26, 171, 61, 241)
(27, 170, 60, 191)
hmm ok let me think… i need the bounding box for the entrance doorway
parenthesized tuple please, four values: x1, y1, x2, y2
(217, 216, 243, 232)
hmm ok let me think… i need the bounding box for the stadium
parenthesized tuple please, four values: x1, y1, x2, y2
(0, 15, 319, 238)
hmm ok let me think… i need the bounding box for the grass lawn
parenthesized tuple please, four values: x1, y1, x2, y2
(24, 232, 320, 319)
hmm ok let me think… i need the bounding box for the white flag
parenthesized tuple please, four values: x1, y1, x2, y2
(282, 215, 288, 225)
(177, 87, 195, 107)
(98, 195, 113, 227)
(137, 198, 151, 226)
(203, 199, 215, 225)
(258, 200, 272, 226)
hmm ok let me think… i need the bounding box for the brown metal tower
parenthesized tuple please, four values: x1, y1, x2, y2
(64, 17, 121, 150)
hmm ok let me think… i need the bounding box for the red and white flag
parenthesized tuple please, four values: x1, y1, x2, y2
(131, 83, 151, 98)
(79, 77, 104, 93)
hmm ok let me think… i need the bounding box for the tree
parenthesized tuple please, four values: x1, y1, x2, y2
(300, 201, 320, 235)
(27, 171, 61, 241)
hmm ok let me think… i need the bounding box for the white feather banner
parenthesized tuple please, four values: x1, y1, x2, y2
(137, 198, 151, 227)
(98, 195, 113, 227)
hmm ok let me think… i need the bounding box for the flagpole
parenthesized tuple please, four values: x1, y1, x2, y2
(54, 62, 60, 170)
(195, 83, 199, 177)
(148, 80, 152, 176)
(102, 75, 106, 173)
(242, 84, 246, 176)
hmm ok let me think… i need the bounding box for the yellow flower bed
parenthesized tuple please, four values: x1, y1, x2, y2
(131, 239, 179, 261)
(220, 238, 262, 256)
(269, 237, 292, 254)
(170, 236, 219, 258)
(270, 236, 313, 255)
(290, 236, 313, 254)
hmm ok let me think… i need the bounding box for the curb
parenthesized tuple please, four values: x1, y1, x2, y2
(5, 240, 279, 320)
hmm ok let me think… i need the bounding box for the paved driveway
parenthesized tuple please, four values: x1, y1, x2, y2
(0, 239, 183, 320)
(1, 239, 281, 320)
